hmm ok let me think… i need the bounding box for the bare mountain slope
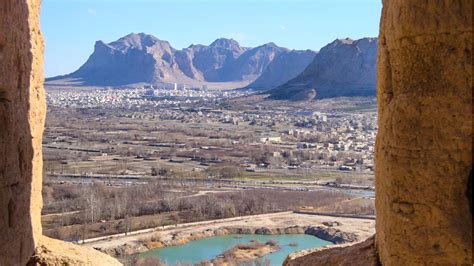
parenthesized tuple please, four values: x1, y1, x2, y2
(268, 38, 377, 100)
(244, 49, 317, 90)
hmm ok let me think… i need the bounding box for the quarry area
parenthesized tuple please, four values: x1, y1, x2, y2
(84, 212, 375, 263)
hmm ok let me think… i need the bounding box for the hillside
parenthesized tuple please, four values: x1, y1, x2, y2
(244, 49, 316, 90)
(267, 38, 377, 100)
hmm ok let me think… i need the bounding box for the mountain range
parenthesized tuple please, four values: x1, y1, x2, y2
(47, 33, 316, 89)
(46, 33, 378, 100)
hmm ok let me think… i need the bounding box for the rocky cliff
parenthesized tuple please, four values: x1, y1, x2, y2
(268, 37, 377, 100)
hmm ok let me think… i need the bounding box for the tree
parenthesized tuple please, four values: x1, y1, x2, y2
(151, 167, 159, 176)
(83, 182, 105, 223)
(124, 215, 132, 235)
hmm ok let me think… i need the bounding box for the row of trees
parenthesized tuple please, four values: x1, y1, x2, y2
(43, 177, 355, 242)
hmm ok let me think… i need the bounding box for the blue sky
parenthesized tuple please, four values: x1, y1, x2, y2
(41, 0, 382, 77)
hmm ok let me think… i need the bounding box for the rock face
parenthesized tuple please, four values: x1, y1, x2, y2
(46, 33, 313, 87)
(0, 0, 45, 264)
(268, 38, 377, 101)
(375, 0, 472, 264)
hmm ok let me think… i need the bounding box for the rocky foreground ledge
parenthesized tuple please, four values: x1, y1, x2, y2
(283, 235, 379, 266)
(29, 236, 121, 265)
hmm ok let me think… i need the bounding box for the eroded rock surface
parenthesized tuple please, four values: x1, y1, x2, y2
(29, 236, 121, 266)
(0, 0, 45, 264)
(376, 0, 472, 264)
(284, 235, 378, 266)
(304, 226, 358, 244)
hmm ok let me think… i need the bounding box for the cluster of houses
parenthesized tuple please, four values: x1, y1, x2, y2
(46, 86, 248, 109)
(46, 86, 376, 173)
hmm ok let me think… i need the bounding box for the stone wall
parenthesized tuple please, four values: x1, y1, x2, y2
(376, 0, 472, 264)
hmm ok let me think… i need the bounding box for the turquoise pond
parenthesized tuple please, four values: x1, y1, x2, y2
(139, 234, 332, 265)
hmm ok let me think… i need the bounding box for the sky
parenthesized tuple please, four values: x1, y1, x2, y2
(41, 0, 382, 78)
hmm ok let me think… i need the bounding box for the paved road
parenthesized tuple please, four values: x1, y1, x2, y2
(49, 173, 375, 198)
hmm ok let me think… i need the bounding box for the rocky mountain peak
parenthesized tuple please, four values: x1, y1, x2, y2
(107, 32, 163, 51)
(209, 38, 241, 49)
(262, 42, 279, 48)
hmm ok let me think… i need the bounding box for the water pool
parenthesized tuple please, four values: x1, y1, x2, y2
(139, 234, 332, 265)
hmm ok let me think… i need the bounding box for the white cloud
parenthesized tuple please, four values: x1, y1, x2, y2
(279, 25, 287, 31)
(225, 32, 247, 43)
(87, 9, 97, 16)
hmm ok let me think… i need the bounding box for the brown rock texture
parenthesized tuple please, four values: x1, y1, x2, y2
(0, 0, 45, 264)
(376, 0, 472, 264)
(29, 236, 121, 266)
(283, 236, 379, 266)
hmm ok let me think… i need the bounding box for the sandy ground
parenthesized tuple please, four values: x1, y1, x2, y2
(213, 243, 278, 265)
(85, 212, 375, 250)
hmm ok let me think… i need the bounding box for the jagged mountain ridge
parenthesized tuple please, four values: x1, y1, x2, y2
(268, 37, 378, 100)
(47, 33, 314, 88)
